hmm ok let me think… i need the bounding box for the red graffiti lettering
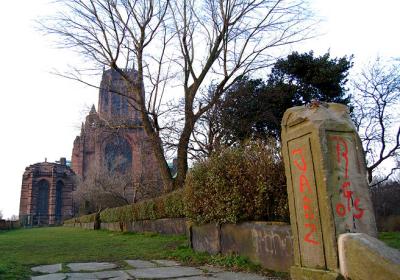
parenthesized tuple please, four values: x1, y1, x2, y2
(336, 203, 346, 217)
(353, 197, 365, 219)
(303, 195, 312, 204)
(331, 136, 365, 221)
(303, 196, 315, 219)
(304, 211, 315, 220)
(331, 136, 349, 178)
(304, 223, 320, 245)
(299, 174, 312, 193)
(291, 148, 307, 172)
(291, 147, 319, 246)
(341, 182, 353, 211)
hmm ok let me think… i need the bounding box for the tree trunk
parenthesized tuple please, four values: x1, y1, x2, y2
(115, 54, 174, 192)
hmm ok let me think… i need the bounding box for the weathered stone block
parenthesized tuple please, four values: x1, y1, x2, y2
(152, 218, 187, 235)
(80, 222, 95, 230)
(338, 233, 400, 280)
(281, 103, 377, 278)
(220, 222, 293, 272)
(100, 222, 121, 231)
(31, 264, 62, 274)
(191, 224, 221, 254)
(126, 266, 203, 279)
(125, 260, 157, 268)
(67, 262, 117, 272)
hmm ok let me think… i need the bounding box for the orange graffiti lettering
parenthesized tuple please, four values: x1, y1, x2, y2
(291, 147, 319, 246)
(353, 198, 365, 219)
(331, 136, 349, 178)
(336, 203, 346, 217)
(291, 148, 307, 172)
(304, 223, 320, 245)
(300, 174, 312, 193)
(331, 136, 365, 220)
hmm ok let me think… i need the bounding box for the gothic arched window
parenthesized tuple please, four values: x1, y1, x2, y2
(104, 136, 132, 173)
(36, 180, 49, 216)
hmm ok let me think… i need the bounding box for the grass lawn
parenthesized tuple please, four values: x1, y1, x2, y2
(0, 227, 271, 279)
(4, 227, 397, 279)
(379, 232, 400, 249)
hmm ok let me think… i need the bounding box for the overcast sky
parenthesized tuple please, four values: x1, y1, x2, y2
(0, 0, 399, 219)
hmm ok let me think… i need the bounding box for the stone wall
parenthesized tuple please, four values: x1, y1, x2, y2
(0, 220, 20, 230)
(191, 222, 293, 272)
(65, 218, 292, 272)
(67, 218, 188, 236)
(64, 222, 96, 230)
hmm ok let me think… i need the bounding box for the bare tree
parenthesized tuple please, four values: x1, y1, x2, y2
(74, 166, 133, 214)
(10, 215, 19, 222)
(353, 58, 400, 185)
(74, 162, 162, 214)
(0, 210, 3, 220)
(42, 0, 315, 189)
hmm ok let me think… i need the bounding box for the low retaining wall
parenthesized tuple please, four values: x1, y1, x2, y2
(64, 218, 293, 272)
(0, 220, 20, 230)
(191, 222, 293, 272)
(101, 218, 188, 235)
(64, 222, 95, 230)
(67, 218, 188, 235)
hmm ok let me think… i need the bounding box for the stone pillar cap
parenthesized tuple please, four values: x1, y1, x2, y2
(282, 102, 351, 128)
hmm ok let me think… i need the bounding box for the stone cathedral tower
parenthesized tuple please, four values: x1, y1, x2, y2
(71, 68, 162, 201)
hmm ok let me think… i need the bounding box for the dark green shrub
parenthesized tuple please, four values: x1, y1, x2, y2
(184, 140, 289, 225)
(100, 205, 133, 223)
(164, 190, 185, 218)
(63, 218, 76, 224)
(78, 213, 97, 223)
(99, 189, 185, 223)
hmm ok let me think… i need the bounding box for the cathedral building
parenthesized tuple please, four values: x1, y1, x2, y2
(19, 158, 75, 226)
(19, 68, 163, 226)
(71, 68, 163, 201)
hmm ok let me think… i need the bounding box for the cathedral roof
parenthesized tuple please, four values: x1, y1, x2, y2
(89, 104, 96, 114)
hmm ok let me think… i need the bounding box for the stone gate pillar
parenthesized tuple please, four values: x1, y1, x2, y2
(281, 103, 377, 279)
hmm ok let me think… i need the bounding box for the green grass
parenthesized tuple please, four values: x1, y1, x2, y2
(0, 227, 280, 279)
(379, 232, 400, 249)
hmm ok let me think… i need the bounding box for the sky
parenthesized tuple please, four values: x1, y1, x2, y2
(0, 0, 399, 219)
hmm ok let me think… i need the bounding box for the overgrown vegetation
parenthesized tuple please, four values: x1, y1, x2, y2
(69, 141, 288, 226)
(64, 213, 97, 224)
(100, 189, 185, 223)
(185, 140, 289, 225)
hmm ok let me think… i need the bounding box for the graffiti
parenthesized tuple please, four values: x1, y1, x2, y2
(331, 136, 365, 220)
(291, 148, 319, 245)
(253, 229, 292, 257)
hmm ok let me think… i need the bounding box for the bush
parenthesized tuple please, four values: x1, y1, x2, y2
(184, 140, 289, 225)
(63, 213, 97, 225)
(100, 189, 185, 223)
(63, 218, 76, 224)
(78, 213, 97, 223)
